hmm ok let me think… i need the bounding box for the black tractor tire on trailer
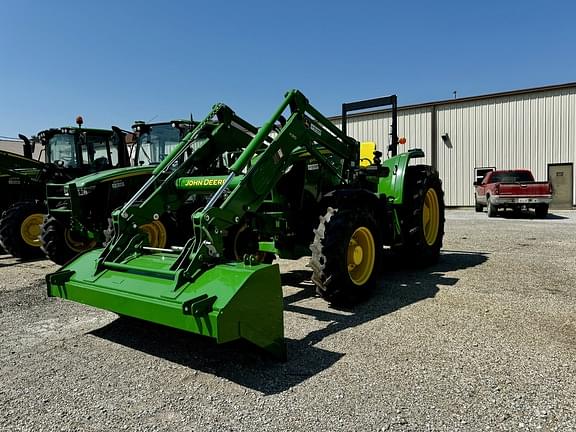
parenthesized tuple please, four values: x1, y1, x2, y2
(396, 165, 445, 266)
(310, 207, 382, 304)
(0, 201, 46, 260)
(487, 196, 497, 218)
(40, 215, 96, 265)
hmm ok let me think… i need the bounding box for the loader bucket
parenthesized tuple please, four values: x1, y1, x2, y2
(46, 250, 286, 359)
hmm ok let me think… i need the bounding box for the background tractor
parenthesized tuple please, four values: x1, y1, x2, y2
(41, 120, 195, 264)
(47, 90, 445, 359)
(0, 118, 130, 259)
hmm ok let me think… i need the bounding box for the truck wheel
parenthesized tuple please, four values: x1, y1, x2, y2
(310, 207, 382, 304)
(487, 197, 497, 218)
(396, 165, 445, 265)
(475, 197, 483, 212)
(40, 215, 97, 265)
(0, 201, 46, 260)
(535, 204, 549, 219)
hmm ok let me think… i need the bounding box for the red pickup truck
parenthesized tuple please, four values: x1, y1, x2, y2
(474, 169, 553, 218)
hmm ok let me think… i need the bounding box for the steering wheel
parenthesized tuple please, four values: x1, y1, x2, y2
(53, 159, 66, 167)
(360, 158, 373, 166)
(93, 157, 110, 169)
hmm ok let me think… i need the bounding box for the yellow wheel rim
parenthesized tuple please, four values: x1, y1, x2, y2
(139, 220, 167, 248)
(423, 188, 440, 246)
(20, 213, 44, 247)
(347, 226, 375, 286)
(64, 229, 97, 253)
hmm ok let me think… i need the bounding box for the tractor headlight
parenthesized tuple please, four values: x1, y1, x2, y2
(77, 185, 96, 196)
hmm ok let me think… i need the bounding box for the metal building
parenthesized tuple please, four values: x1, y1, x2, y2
(332, 82, 576, 208)
(0, 139, 26, 155)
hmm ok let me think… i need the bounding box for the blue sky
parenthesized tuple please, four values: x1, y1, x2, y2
(1, 0, 575, 138)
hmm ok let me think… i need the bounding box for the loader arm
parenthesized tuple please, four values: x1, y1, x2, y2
(95, 103, 263, 268)
(99, 90, 358, 271)
(168, 89, 361, 279)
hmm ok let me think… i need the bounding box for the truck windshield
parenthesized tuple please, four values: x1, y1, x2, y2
(491, 171, 534, 183)
(47, 134, 77, 167)
(136, 124, 180, 165)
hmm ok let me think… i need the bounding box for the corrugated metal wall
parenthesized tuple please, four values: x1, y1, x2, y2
(332, 108, 432, 166)
(0, 140, 43, 159)
(333, 86, 576, 206)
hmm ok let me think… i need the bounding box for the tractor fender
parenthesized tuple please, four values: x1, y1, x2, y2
(379, 148, 425, 205)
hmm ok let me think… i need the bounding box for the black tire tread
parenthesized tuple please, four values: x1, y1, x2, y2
(535, 204, 549, 219)
(487, 196, 497, 218)
(0, 201, 46, 260)
(40, 215, 79, 265)
(310, 207, 381, 304)
(396, 165, 445, 265)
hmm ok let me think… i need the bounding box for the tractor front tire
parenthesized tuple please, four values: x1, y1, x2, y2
(397, 165, 445, 265)
(310, 207, 382, 304)
(0, 201, 46, 260)
(40, 215, 96, 265)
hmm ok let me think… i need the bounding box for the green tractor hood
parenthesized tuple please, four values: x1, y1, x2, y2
(69, 165, 155, 188)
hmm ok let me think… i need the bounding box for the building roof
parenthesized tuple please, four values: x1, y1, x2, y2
(331, 81, 576, 120)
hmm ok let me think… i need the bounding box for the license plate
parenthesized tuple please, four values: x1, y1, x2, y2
(518, 198, 530, 203)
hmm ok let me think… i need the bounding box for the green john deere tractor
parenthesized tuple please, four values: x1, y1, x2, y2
(41, 120, 195, 264)
(0, 120, 131, 259)
(46, 90, 445, 359)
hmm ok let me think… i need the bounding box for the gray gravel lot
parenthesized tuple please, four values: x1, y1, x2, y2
(1, 209, 575, 431)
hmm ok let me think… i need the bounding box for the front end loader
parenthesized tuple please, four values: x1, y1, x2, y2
(46, 90, 444, 359)
(41, 120, 195, 264)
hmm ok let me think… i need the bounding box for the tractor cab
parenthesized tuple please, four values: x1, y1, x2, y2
(38, 125, 126, 176)
(132, 121, 194, 166)
(0, 119, 131, 260)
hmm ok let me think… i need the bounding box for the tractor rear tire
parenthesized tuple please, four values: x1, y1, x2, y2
(310, 207, 382, 304)
(40, 215, 96, 265)
(396, 165, 445, 266)
(0, 201, 46, 260)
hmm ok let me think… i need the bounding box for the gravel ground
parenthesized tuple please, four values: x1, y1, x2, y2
(1, 209, 575, 431)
